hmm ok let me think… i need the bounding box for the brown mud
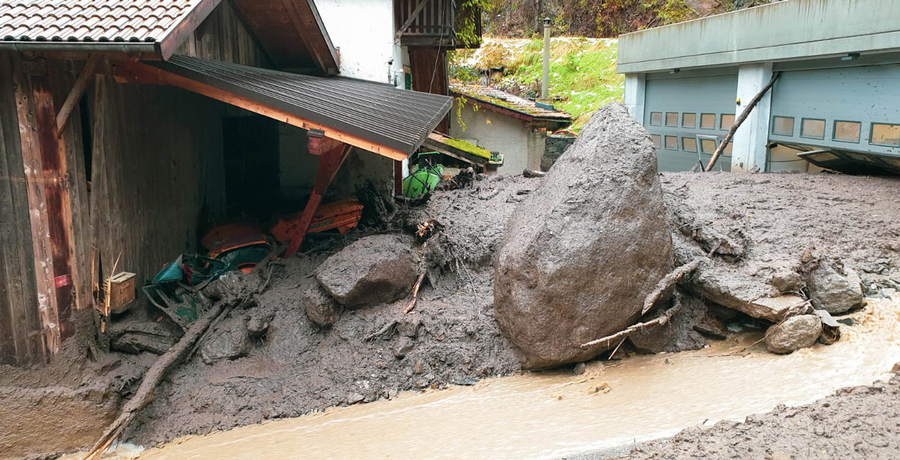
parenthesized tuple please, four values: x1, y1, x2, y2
(4, 171, 900, 458)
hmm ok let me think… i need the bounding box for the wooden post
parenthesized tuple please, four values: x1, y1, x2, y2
(284, 142, 352, 257)
(12, 55, 61, 357)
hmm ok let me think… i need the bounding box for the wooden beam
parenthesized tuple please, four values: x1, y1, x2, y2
(111, 61, 409, 161)
(280, 0, 339, 75)
(11, 55, 60, 359)
(158, 0, 223, 60)
(56, 54, 102, 135)
(396, 0, 433, 41)
(285, 144, 353, 257)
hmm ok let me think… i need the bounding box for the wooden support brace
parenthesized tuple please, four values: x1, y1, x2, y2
(395, 0, 433, 41)
(285, 143, 353, 257)
(55, 54, 102, 135)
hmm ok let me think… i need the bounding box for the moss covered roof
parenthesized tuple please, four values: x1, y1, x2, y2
(450, 83, 573, 121)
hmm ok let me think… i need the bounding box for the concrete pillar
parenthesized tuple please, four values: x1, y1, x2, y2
(623, 73, 646, 124)
(731, 63, 773, 172)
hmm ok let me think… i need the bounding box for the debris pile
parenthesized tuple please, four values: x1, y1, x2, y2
(494, 103, 674, 369)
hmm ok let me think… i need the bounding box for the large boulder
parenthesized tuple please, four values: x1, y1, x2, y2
(493, 103, 674, 369)
(807, 262, 864, 314)
(765, 315, 822, 354)
(316, 234, 420, 308)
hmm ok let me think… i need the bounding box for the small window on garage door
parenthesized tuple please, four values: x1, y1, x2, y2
(720, 114, 735, 131)
(650, 134, 661, 148)
(833, 121, 861, 143)
(665, 112, 678, 127)
(801, 118, 826, 139)
(682, 113, 696, 128)
(700, 113, 716, 130)
(870, 123, 900, 147)
(772, 116, 794, 136)
(650, 112, 662, 126)
(682, 137, 697, 152)
(699, 137, 718, 154)
(665, 136, 678, 150)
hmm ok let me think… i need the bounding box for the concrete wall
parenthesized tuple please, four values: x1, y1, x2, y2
(449, 100, 544, 175)
(317, 0, 403, 84)
(618, 0, 900, 74)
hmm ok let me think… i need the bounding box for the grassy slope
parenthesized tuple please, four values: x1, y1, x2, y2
(452, 37, 624, 131)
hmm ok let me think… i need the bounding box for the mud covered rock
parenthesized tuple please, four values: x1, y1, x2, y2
(494, 103, 674, 369)
(315, 234, 420, 308)
(765, 315, 822, 354)
(628, 320, 674, 354)
(301, 285, 340, 327)
(807, 262, 864, 314)
(201, 316, 251, 364)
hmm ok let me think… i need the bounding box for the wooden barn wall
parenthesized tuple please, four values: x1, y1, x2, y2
(175, 0, 271, 67)
(0, 52, 42, 365)
(90, 75, 228, 291)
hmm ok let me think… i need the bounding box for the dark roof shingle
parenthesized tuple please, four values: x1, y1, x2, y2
(153, 54, 453, 157)
(0, 0, 200, 43)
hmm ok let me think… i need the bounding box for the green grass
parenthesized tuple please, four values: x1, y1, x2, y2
(452, 37, 625, 131)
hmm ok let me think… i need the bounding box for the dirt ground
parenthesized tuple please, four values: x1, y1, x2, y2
(4, 170, 900, 458)
(607, 374, 900, 460)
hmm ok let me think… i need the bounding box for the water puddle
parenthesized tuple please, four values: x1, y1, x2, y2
(122, 296, 900, 459)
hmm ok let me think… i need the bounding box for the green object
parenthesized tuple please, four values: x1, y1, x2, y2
(402, 152, 444, 199)
(217, 245, 270, 271)
(143, 254, 234, 329)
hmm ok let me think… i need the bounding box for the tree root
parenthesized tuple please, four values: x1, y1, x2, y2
(641, 259, 701, 315)
(581, 295, 683, 350)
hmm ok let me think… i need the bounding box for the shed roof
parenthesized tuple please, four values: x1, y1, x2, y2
(0, 0, 216, 59)
(450, 83, 572, 123)
(147, 54, 452, 159)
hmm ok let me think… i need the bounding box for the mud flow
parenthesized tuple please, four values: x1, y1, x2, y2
(69, 295, 898, 460)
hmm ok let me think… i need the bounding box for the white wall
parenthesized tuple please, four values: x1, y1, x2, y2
(449, 100, 542, 175)
(317, 0, 403, 84)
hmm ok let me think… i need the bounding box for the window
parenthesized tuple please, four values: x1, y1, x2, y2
(650, 134, 661, 148)
(700, 138, 717, 154)
(833, 121, 861, 143)
(723, 142, 733, 155)
(871, 123, 900, 147)
(700, 113, 716, 129)
(682, 113, 696, 128)
(650, 112, 662, 126)
(682, 137, 698, 153)
(665, 112, 678, 127)
(720, 114, 735, 131)
(665, 136, 678, 150)
(801, 118, 826, 139)
(772, 116, 794, 136)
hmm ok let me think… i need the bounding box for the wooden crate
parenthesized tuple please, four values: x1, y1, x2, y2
(108, 272, 136, 314)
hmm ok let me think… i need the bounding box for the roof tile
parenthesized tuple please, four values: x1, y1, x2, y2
(0, 0, 202, 44)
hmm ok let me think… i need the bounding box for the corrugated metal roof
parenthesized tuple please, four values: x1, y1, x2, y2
(451, 83, 572, 121)
(0, 0, 201, 43)
(153, 54, 453, 156)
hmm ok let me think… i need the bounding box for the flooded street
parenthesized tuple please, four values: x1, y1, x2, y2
(127, 296, 900, 460)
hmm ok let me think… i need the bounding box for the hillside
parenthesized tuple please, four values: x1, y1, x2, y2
(450, 37, 624, 131)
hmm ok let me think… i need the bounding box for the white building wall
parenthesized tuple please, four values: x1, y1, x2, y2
(317, 0, 403, 84)
(449, 100, 538, 175)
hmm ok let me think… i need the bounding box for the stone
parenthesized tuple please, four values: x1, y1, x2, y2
(397, 317, 420, 338)
(394, 337, 415, 358)
(628, 320, 674, 354)
(807, 262, 865, 314)
(693, 316, 728, 340)
(494, 103, 674, 369)
(689, 267, 804, 322)
(767, 270, 803, 294)
(573, 362, 586, 375)
(765, 315, 822, 354)
(301, 285, 340, 327)
(201, 316, 252, 364)
(316, 234, 420, 308)
(246, 310, 274, 339)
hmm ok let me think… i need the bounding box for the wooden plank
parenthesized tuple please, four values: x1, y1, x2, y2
(12, 54, 60, 358)
(396, 0, 432, 40)
(31, 73, 78, 342)
(55, 54, 102, 134)
(158, 0, 223, 60)
(112, 61, 410, 161)
(0, 52, 42, 365)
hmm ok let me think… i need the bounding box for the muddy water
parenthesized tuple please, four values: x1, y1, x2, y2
(129, 297, 900, 460)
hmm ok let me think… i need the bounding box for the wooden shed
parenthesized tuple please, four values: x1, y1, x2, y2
(0, 0, 451, 366)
